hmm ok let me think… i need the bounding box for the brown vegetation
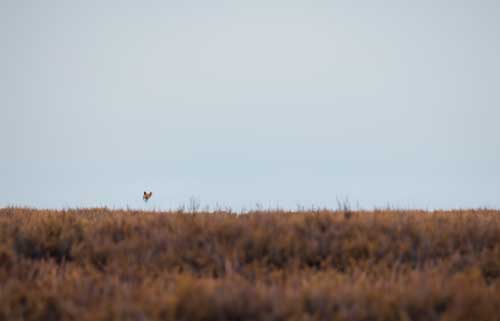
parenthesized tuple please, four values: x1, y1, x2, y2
(1, 207, 500, 321)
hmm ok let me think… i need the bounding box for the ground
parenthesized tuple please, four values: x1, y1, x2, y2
(1, 208, 500, 321)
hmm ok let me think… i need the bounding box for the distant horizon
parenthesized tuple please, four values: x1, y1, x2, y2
(2, 199, 499, 213)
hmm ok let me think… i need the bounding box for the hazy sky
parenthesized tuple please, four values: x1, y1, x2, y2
(2, 0, 499, 210)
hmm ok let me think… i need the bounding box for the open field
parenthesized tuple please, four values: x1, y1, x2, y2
(1, 208, 500, 321)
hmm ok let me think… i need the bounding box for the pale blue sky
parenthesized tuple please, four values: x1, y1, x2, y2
(2, 0, 499, 210)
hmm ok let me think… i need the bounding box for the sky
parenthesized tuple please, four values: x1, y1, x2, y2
(1, 0, 500, 210)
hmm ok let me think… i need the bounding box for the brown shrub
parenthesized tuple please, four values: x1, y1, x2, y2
(1, 208, 500, 320)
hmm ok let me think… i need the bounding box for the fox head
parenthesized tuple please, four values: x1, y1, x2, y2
(143, 191, 153, 202)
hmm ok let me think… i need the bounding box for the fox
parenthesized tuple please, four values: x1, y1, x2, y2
(143, 191, 153, 202)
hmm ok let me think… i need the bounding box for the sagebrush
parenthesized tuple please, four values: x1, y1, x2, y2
(1, 208, 500, 321)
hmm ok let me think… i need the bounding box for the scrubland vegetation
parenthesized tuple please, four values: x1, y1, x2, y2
(1, 207, 500, 321)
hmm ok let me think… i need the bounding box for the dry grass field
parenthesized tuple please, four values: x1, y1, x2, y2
(1, 207, 500, 321)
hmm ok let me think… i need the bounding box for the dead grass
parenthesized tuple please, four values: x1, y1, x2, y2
(1, 208, 500, 320)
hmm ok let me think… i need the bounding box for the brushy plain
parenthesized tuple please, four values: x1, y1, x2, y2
(1, 208, 500, 321)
